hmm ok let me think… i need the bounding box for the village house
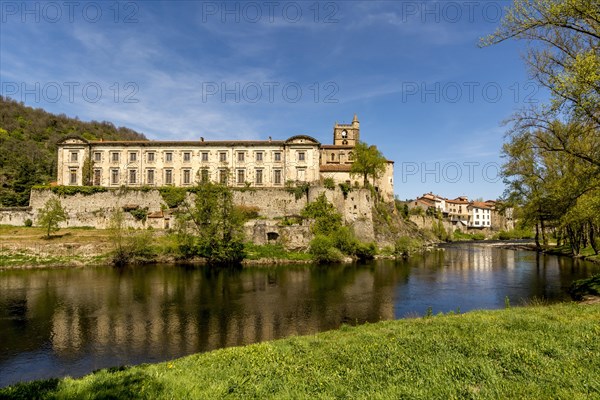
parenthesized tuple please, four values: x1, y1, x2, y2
(56, 116, 395, 201)
(408, 193, 513, 230)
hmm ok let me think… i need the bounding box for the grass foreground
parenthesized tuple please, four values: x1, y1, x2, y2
(1, 303, 599, 399)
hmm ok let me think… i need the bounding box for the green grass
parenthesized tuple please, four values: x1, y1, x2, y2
(244, 243, 312, 261)
(452, 230, 486, 241)
(2, 303, 599, 399)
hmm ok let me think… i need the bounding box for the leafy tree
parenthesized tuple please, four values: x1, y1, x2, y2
(485, 0, 600, 254)
(350, 141, 388, 187)
(36, 198, 67, 237)
(177, 183, 246, 264)
(108, 209, 155, 266)
(301, 192, 342, 235)
(481, 0, 600, 167)
(0, 96, 146, 206)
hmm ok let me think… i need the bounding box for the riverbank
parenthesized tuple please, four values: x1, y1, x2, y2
(2, 302, 598, 398)
(461, 239, 600, 265)
(0, 225, 318, 269)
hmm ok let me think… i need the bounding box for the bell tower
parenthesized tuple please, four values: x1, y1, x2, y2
(333, 114, 360, 146)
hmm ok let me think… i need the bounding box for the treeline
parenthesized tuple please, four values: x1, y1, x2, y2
(484, 0, 600, 255)
(0, 96, 146, 206)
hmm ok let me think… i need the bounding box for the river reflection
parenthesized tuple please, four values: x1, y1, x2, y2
(1, 244, 598, 387)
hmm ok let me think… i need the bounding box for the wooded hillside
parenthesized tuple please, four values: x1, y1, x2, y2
(0, 96, 146, 206)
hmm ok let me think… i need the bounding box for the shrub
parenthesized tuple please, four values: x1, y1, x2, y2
(24, 219, 32, 227)
(49, 186, 107, 196)
(339, 182, 351, 199)
(302, 193, 343, 235)
(159, 186, 187, 208)
(236, 205, 260, 220)
(309, 235, 343, 263)
(285, 181, 310, 200)
(129, 207, 148, 222)
(323, 177, 335, 190)
(394, 236, 423, 259)
(355, 242, 377, 261)
(332, 226, 358, 255)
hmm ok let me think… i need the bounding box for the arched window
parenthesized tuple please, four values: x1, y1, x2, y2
(348, 152, 354, 161)
(331, 153, 335, 161)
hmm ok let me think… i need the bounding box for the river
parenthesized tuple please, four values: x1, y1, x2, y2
(1, 243, 598, 387)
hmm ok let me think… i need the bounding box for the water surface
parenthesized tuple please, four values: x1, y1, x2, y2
(1, 243, 598, 387)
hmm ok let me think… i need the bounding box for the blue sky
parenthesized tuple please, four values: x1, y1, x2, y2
(0, 1, 547, 200)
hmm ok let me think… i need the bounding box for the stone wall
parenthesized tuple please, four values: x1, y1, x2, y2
(17, 187, 377, 244)
(409, 215, 456, 233)
(0, 207, 35, 227)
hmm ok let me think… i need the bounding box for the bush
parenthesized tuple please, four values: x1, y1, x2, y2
(129, 208, 148, 222)
(355, 242, 377, 261)
(159, 186, 187, 209)
(236, 205, 260, 220)
(493, 228, 535, 240)
(394, 236, 423, 259)
(332, 226, 357, 254)
(309, 235, 343, 263)
(24, 219, 32, 227)
(301, 193, 342, 236)
(323, 177, 335, 190)
(339, 182, 351, 199)
(47, 185, 107, 196)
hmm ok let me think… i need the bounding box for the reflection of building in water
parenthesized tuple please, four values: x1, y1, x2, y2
(5, 265, 400, 360)
(442, 246, 496, 271)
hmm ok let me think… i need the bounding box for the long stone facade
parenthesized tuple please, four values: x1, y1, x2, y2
(56, 116, 394, 201)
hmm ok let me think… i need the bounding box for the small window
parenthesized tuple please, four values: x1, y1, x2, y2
(129, 169, 137, 184)
(129, 152, 137, 162)
(256, 152, 263, 162)
(237, 169, 245, 184)
(274, 152, 281, 161)
(201, 169, 209, 183)
(201, 152, 209, 162)
(219, 152, 227, 162)
(298, 152, 305, 161)
(70, 152, 78, 162)
(93, 169, 101, 185)
(183, 169, 191, 184)
(219, 170, 228, 184)
(111, 152, 120, 162)
(238, 152, 245, 162)
(147, 169, 155, 185)
(165, 152, 173, 162)
(147, 152, 155, 162)
(183, 152, 191, 162)
(165, 169, 173, 184)
(111, 169, 119, 185)
(274, 169, 282, 185)
(255, 169, 263, 185)
(331, 153, 335, 161)
(94, 152, 102, 162)
(69, 169, 77, 185)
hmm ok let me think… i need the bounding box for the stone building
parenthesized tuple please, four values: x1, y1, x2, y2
(57, 116, 395, 201)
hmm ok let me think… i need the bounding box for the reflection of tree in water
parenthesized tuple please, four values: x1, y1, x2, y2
(2, 253, 599, 386)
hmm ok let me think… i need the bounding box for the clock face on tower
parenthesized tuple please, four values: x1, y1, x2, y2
(341, 130, 347, 139)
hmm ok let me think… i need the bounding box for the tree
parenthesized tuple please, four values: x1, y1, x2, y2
(177, 183, 245, 265)
(481, 0, 600, 166)
(350, 141, 388, 188)
(36, 198, 67, 237)
(484, 0, 600, 254)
